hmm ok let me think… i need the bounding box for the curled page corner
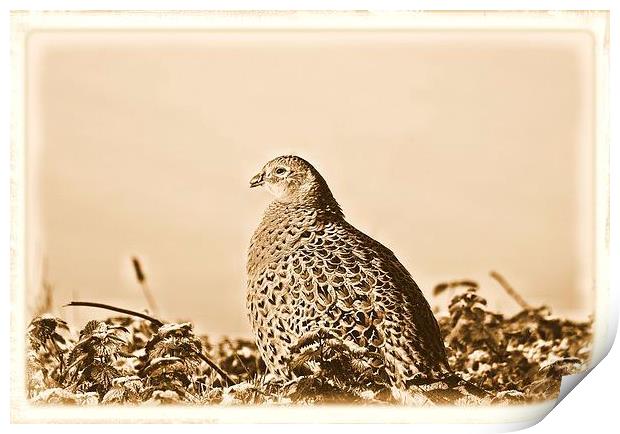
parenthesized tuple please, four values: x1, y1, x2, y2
(557, 369, 591, 404)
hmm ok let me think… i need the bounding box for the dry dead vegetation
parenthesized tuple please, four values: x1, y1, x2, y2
(25, 268, 592, 406)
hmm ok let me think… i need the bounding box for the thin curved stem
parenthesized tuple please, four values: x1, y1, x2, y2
(64, 301, 164, 326)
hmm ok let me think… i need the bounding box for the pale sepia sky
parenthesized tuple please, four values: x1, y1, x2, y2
(26, 30, 594, 336)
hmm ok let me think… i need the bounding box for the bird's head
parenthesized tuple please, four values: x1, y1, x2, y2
(250, 155, 317, 200)
(250, 155, 342, 214)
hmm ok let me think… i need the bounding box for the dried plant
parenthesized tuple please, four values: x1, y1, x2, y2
(26, 273, 592, 406)
(131, 256, 160, 316)
(285, 328, 391, 403)
(139, 323, 204, 402)
(63, 320, 130, 397)
(26, 315, 70, 397)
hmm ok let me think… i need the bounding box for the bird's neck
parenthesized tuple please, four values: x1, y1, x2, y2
(267, 186, 344, 222)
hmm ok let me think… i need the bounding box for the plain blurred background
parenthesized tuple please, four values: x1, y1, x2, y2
(25, 29, 595, 336)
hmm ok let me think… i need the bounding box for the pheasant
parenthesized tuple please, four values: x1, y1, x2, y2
(246, 155, 478, 398)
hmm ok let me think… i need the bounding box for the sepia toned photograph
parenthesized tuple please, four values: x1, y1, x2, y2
(10, 10, 611, 424)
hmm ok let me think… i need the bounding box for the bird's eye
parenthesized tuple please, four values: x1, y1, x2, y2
(274, 167, 287, 176)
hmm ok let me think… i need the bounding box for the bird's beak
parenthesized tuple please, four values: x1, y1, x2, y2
(249, 172, 265, 188)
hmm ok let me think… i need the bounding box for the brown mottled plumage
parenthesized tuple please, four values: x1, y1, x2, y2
(246, 155, 449, 389)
